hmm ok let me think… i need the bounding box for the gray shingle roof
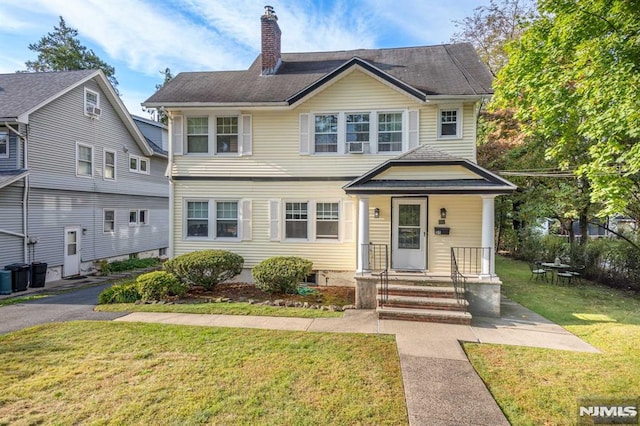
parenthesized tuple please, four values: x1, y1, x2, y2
(0, 70, 96, 119)
(144, 43, 493, 106)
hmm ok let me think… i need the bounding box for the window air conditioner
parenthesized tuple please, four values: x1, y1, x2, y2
(347, 142, 364, 153)
(86, 105, 102, 117)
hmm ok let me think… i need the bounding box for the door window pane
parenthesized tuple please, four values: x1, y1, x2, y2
(398, 204, 421, 249)
(67, 231, 77, 255)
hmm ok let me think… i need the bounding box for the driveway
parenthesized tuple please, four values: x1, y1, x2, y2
(0, 283, 127, 335)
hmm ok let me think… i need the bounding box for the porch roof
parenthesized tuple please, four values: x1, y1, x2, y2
(0, 169, 29, 190)
(343, 145, 516, 195)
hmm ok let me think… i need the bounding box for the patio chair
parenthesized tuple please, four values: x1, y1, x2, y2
(529, 262, 547, 282)
(569, 264, 585, 285)
(556, 269, 573, 285)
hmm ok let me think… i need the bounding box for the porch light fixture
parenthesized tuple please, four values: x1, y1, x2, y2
(374, 208, 380, 218)
(440, 208, 447, 219)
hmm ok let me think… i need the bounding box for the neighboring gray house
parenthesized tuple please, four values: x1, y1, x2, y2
(132, 115, 168, 154)
(0, 70, 169, 282)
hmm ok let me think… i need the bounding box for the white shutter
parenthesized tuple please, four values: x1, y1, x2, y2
(269, 199, 280, 241)
(408, 109, 419, 150)
(299, 113, 310, 155)
(342, 200, 354, 242)
(240, 199, 252, 241)
(171, 115, 183, 156)
(240, 114, 252, 156)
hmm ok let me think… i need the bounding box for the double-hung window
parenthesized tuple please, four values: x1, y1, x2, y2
(285, 202, 308, 239)
(377, 112, 403, 152)
(187, 117, 209, 153)
(186, 201, 209, 237)
(129, 210, 138, 225)
(104, 149, 116, 180)
(76, 143, 93, 177)
(346, 114, 369, 153)
(216, 201, 238, 237)
(314, 114, 338, 153)
(139, 209, 149, 225)
(0, 132, 8, 158)
(438, 107, 461, 138)
(216, 117, 238, 154)
(84, 88, 100, 116)
(103, 209, 115, 233)
(316, 203, 339, 239)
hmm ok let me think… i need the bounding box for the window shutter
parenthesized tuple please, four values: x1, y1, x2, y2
(342, 200, 354, 242)
(299, 113, 310, 155)
(240, 199, 252, 241)
(171, 115, 184, 156)
(240, 114, 252, 156)
(269, 199, 280, 241)
(408, 109, 419, 150)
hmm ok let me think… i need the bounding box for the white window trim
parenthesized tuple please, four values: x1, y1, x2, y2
(103, 209, 115, 234)
(213, 200, 241, 240)
(129, 154, 150, 175)
(184, 113, 247, 157)
(183, 198, 244, 241)
(185, 199, 210, 239)
(84, 87, 100, 117)
(308, 110, 407, 155)
(0, 132, 8, 158)
(139, 209, 149, 226)
(281, 199, 343, 243)
(103, 148, 116, 181)
(129, 210, 139, 226)
(75, 142, 94, 178)
(214, 116, 240, 156)
(437, 104, 463, 140)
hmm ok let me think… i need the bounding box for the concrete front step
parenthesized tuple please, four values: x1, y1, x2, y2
(377, 284, 463, 299)
(377, 306, 472, 325)
(377, 294, 468, 311)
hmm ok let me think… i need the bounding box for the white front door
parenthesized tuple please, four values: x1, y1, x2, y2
(392, 198, 427, 270)
(63, 226, 81, 277)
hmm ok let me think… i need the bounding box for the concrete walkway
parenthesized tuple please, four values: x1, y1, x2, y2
(3, 276, 600, 425)
(116, 298, 599, 426)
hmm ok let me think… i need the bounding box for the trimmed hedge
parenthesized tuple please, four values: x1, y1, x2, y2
(163, 250, 244, 290)
(136, 271, 186, 301)
(252, 256, 313, 294)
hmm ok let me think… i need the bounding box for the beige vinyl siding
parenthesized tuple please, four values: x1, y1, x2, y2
(368, 195, 392, 247)
(373, 165, 479, 180)
(428, 195, 482, 273)
(171, 70, 480, 178)
(174, 181, 356, 270)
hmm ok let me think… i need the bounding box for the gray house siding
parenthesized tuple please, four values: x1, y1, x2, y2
(0, 183, 25, 267)
(28, 188, 168, 268)
(26, 81, 167, 198)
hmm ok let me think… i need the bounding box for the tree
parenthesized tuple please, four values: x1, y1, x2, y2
(451, 0, 537, 76)
(25, 16, 118, 89)
(493, 0, 640, 221)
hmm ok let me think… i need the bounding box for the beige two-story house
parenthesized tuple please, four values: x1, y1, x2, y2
(144, 6, 515, 321)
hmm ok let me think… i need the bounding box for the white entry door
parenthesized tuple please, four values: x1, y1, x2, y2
(63, 226, 81, 277)
(392, 198, 427, 270)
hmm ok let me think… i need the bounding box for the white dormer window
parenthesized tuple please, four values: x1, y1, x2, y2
(0, 132, 8, 158)
(438, 106, 462, 139)
(84, 88, 101, 117)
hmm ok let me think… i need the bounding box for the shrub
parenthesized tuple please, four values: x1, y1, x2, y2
(108, 257, 159, 272)
(163, 250, 244, 290)
(98, 279, 140, 304)
(252, 256, 313, 294)
(136, 271, 187, 301)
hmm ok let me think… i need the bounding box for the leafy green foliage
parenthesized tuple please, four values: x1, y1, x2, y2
(24, 16, 118, 89)
(163, 250, 243, 290)
(98, 280, 140, 304)
(493, 0, 640, 219)
(107, 257, 159, 272)
(136, 271, 186, 301)
(252, 257, 313, 294)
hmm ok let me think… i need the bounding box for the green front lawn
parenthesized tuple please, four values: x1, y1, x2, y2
(0, 321, 406, 425)
(463, 256, 640, 425)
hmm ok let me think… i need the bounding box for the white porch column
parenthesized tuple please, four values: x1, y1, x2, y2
(481, 195, 496, 277)
(356, 197, 370, 273)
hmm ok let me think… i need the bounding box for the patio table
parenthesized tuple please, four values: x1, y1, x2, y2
(541, 262, 572, 284)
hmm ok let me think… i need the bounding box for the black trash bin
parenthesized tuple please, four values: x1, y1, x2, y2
(4, 263, 31, 292)
(31, 262, 47, 288)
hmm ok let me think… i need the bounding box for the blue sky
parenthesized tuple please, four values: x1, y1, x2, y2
(0, 0, 490, 116)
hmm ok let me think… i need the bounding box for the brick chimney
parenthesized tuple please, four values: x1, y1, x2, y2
(261, 5, 281, 75)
